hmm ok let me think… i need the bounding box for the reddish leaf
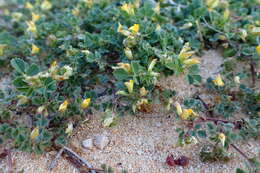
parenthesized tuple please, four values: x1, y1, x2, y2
(174, 156, 189, 167)
(166, 155, 175, 167)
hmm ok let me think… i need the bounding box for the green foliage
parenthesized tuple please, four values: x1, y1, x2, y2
(0, 0, 259, 171)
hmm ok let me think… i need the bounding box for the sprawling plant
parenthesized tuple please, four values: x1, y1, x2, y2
(0, 0, 259, 171)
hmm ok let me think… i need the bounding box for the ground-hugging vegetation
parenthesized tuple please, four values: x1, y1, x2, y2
(0, 0, 259, 172)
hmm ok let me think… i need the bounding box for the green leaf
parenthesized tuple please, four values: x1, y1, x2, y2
(26, 64, 40, 76)
(13, 77, 29, 88)
(236, 168, 246, 173)
(197, 130, 207, 138)
(113, 69, 130, 81)
(131, 61, 140, 75)
(10, 58, 28, 74)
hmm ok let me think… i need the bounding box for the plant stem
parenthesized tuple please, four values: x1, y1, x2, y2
(250, 59, 256, 87)
(230, 144, 250, 161)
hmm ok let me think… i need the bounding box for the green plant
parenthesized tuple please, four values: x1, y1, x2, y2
(0, 0, 259, 171)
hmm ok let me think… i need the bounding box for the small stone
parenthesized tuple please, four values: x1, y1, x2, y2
(94, 134, 109, 150)
(155, 122, 161, 127)
(82, 139, 93, 149)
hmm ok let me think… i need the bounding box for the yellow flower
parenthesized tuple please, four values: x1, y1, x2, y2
(37, 106, 45, 114)
(32, 12, 40, 22)
(124, 47, 133, 60)
(234, 76, 240, 84)
(51, 61, 57, 68)
(148, 59, 157, 72)
(180, 22, 193, 29)
(136, 99, 149, 110)
(81, 98, 91, 109)
(218, 133, 226, 146)
(248, 25, 260, 36)
(213, 74, 225, 87)
(65, 123, 73, 135)
(30, 127, 39, 140)
(25, 2, 34, 9)
(0, 44, 7, 56)
(17, 95, 29, 106)
(72, 8, 80, 16)
(117, 23, 131, 36)
(223, 8, 230, 20)
(117, 63, 132, 73)
(155, 24, 161, 32)
(124, 79, 134, 94)
(116, 90, 128, 96)
(175, 102, 183, 116)
(180, 109, 196, 120)
(154, 3, 160, 14)
(140, 87, 148, 97)
(59, 100, 69, 112)
(121, 3, 134, 15)
(41, 0, 52, 10)
(26, 21, 37, 33)
(183, 58, 200, 66)
(239, 29, 247, 42)
(31, 44, 40, 54)
(256, 45, 260, 55)
(129, 24, 139, 34)
(12, 12, 23, 21)
(206, 0, 219, 11)
(84, 0, 93, 8)
(178, 42, 195, 61)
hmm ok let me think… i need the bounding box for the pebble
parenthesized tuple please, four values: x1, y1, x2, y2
(82, 139, 93, 149)
(94, 134, 109, 150)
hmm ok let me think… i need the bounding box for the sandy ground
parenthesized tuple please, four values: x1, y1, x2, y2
(0, 50, 260, 173)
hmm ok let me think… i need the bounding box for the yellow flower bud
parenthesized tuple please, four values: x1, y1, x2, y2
(154, 3, 160, 14)
(178, 42, 195, 60)
(37, 106, 45, 114)
(0, 44, 7, 56)
(30, 127, 39, 140)
(218, 35, 227, 41)
(148, 59, 157, 72)
(81, 98, 91, 109)
(32, 13, 40, 22)
(239, 29, 247, 42)
(25, 2, 34, 9)
(65, 123, 73, 135)
(116, 90, 128, 96)
(140, 87, 148, 97)
(117, 23, 131, 36)
(180, 109, 195, 120)
(136, 99, 149, 111)
(175, 102, 183, 116)
(234, 76, 240, 84)
(183, 58, 200, 66)
(121, 3, 135, 15)
(31, 44, 40, 54)
(206, 0, 219, 11)
(26, 21, 37, 33)
(256, 45, 260, 55)
(12, 12, 23, 21)
(218, 133, 226, 146)
(180, 22, 193, 29)
(124, 79, 134, 94)
(129, 24, 139, 34)
(213, 74, 225, 87)
(223, 8, 230, 20)
(117, 63, 132, 73)
(155, 24, 161, 32)
(72, 8, 80, 16)
(124, 47, 133, 60)
(59, 100, 69, 112)
(17, 95, 29, 106)
(41, 0, 52, 10)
